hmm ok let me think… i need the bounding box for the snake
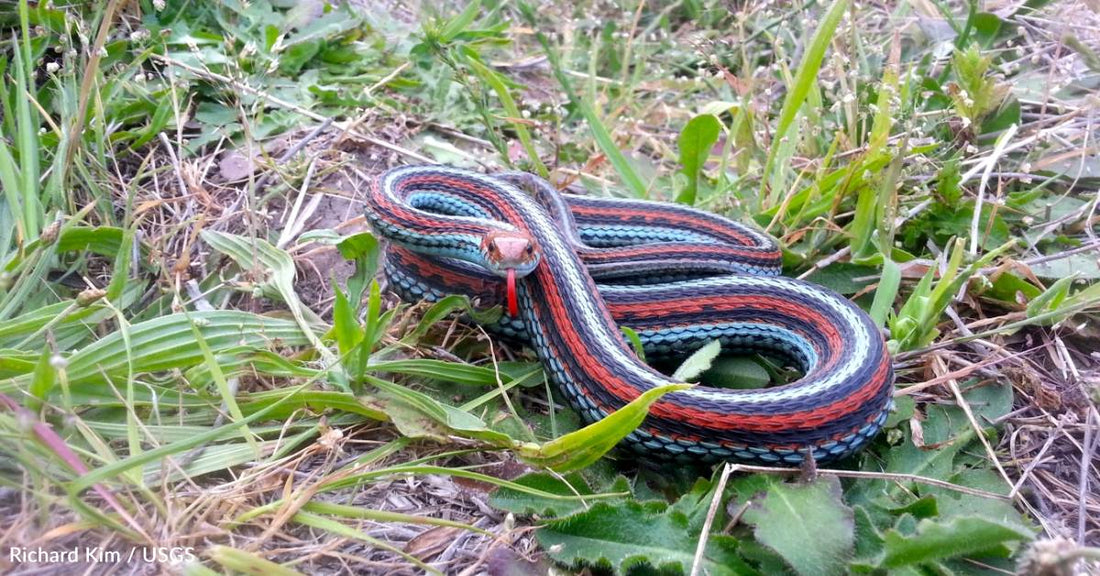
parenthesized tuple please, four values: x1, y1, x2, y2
(363, 165, 894, 464)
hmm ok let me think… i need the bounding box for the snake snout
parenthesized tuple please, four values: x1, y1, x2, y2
(482, 231, 540, 277)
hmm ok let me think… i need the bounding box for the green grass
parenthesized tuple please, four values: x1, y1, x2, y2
(1, 0, 1099, 574)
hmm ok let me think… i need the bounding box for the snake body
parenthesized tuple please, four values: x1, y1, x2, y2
(364, 166, 894, 464)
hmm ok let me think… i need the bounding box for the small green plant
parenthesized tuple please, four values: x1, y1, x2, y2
(947, 43, 1010, 134)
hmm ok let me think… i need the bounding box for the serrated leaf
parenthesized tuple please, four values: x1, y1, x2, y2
(851, 505, 886, 570)
(742, 476, 854, 576)
(881, 517, 1032, 568)
(537, 501, 754, 576)
(884, 395, 915, 429)
(668, 475, 725, 531)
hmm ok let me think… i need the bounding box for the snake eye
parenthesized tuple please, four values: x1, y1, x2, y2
(524, 244, 534, 256)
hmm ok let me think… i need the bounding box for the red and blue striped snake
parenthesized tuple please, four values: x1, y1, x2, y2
(364, 165, 894, 464)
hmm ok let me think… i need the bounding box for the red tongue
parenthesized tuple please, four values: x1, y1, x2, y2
(506, 268, 518, 317)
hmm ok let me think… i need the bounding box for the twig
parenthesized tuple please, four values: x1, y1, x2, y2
(797, 246, 851, 280)
(894, 350, 1028, 397)
(1078, 408, 1099, 545)
(690, 463, 733, 576)
(969, 123, 1018, 255)
(277, 158, 322, 249)
(253, 117, 335, 193)
(935, 356, 1015, 491)
(158, 132, 191, 201)
(979, 240, 1100, 275)
(1009, 418, 1065, 499)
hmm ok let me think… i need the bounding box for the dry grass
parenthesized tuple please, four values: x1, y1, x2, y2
(2, 0, 1100, 574)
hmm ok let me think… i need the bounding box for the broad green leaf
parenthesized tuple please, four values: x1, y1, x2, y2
(676, 114, 721, 205)
(27, 347, 55, 411)
(332, 287, 363, 360)
(742, 476, 854, 576)
(1030, 254, 1100, 280)
(881, 517, 1032, 568)
(303, 501, 491, 535)
(806, 263, 878, 296)
(668, 475, 729, 531)
(537, 501, 754, 576)
(870, 259, 901, 326)
(336, 231, 380, 306)
(850, 505, 886, 570)
(70, 384, 312, 494)
(703, 356, 771, 389)
(517, 383, 690, 472)
(369, 359, 540, 387)
(186, 311, 259, 454)
(1027, 274, 1077, 320)
(984, 271, 1041, 303)
(144, 432, 312, 483)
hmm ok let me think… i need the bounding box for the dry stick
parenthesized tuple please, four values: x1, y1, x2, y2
(896, 298, 1100, 361)
(276, 158, 321, 249)
(65, 0, 124, 168)
(969, 123, 1019, 256)
(252, 117, 334, 194)
(894, 349, 1028, 397)
(979, 239, 1100, 275)
(157, 132, 191, 201)
(689, 463, 734, 576)
(797, 246, 851, 280)
(935, 355, 1015, 491)
(1078, 408, 1099, 545)
(945, 305, 999, 356)
(151, 54, 431, 163)
(1008, 418, 1065, 499)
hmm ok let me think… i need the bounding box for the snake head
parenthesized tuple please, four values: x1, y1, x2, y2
(480, 230, 540, 278)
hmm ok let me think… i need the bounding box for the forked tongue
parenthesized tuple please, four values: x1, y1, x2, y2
(506, 268, 518, 316)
